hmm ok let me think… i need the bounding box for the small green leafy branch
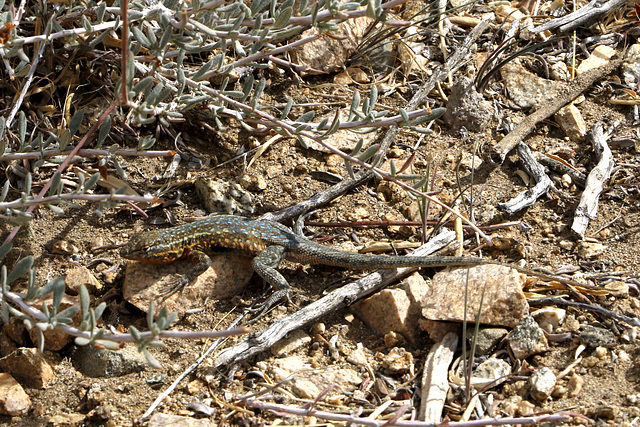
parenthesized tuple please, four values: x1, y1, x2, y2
(0, 0, 455, 226)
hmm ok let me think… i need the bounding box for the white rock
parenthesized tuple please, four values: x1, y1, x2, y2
(529, 367, 556, 401)
(532, 307, 566, 333)
(622, 44, 640, 87)
(576, 45, 617, 75)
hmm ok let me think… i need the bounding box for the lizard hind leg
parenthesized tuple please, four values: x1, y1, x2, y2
(249, 245, 290, 322)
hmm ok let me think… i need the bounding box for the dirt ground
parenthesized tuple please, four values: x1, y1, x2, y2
(2, 8, 640, 427)
(3, 79, 640, 425)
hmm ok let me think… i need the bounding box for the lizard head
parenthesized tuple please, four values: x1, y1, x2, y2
(120, 230, 178, 263)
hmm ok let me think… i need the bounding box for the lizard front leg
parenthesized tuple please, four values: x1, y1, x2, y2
(162, 250, 212, 299)
(251, 245, 289, 321)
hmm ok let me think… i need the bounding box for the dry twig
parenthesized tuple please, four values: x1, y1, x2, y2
(531, 0, 630, 33)
(489, 58, 622, 165)
(242, 398, 574, 426)
(571, 123, 615, 236)
(498, 143, 554, 214)
(419, 332, 458, 422)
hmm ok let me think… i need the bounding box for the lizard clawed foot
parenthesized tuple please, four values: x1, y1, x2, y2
(244, 289, 294, 325)
(158, 274, 190, 302)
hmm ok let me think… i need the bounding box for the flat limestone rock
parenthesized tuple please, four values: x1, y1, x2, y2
(0, 373, 31, 415)
(500, 58, 564, 110)
(123, 254, 254, 316)
(421, 264, 528, 328)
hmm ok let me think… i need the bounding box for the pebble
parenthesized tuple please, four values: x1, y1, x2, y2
(264, 165, 283, 179)
(422, 264, 528, 328)
(554, 104, 586, 141)
(240, 174, 267, 191)
(578, 326, 616, 347)
(194, 178, 254, 215)
(47, 413, 86, 426)
(467, 327, 508, 356)
(473, 357, 511, 387)
(147, 413, 213, 426)
(65, 266, 103, 294)
(532, 307, 566, 333)
(271, 330, 311, 356)
(311, 323, 325, 335)
(266, 355, 362, 400)
(346, 206, 370, 222)
(307, 112, 377, 153)
(0, 348, 55, 389)
(617, 349, 631, 362)
(333, 70, 353, 84)
(352, 272, 427, 344)
(567, 373, 584, 397)
(0, 373, 31, 415)
(346, 346, 368, 366)
(499, 395, 522, 417)
(380, 347, 414, 375)
(71, 344, 147, 378)
(122, 251, 253, 317)
(500, 58, 564, 110)
(51, 240, 80, 255)
(346, 66, 368, 83)
(552, 384, 566, 398)
(550, 61, 570, 80)
(576, 45, 617, 74)
(553, 223, 568, 234)
(577, 241, 605, 259)
(621, 43, 640, 87)
(558, 240, 573, 250)
(28, 295, 81, 350)
(529, 367, 556, 401)
(517, 400, 535, 416)
(604, 281, 629, 298)
(582, 355, 599, 368)
(443, 77, 495, 132)
(594, 346, 608, 359)
(507, 316, 549, 359)
(90, 237, 103, 251)
(384, 331, 404, 347)
(185, 379, 207, 395)
(588, 405, 619, 420)
(628, 393, 640, 405)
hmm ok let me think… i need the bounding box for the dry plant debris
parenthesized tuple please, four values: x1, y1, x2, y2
(1, 0, 640, 424)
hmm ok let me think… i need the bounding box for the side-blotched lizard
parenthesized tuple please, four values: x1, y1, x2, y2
(121, 215, 588, 319)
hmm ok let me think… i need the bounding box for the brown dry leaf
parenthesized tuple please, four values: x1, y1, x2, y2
(248, 134, 284, 169)
(360, 241, 422, 253)
(610, 89, 640, 105)
(528, 282, 610, 296)
(333, 70, 354, 85)
(524, 291, 567, 299)
(398, 41, 428, 77)
(101, 31, 123, 48)
(576, 286, 610, 296)
(346, 67, 369, 83)
(545, 153, 582, 173)
(0, 22, 14, 44)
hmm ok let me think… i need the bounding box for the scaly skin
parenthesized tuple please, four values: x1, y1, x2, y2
(121, 215, 588, 320)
